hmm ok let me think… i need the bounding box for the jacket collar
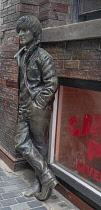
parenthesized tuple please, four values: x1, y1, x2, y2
(24, 41, 38, 62)
(14, 41, 38, 62)
(14, 46, 25, 60)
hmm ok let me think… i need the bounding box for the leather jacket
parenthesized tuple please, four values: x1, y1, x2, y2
(14, 43, 58, 110)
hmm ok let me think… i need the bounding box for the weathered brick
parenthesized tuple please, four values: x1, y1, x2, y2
(0, 79, 6, 85)
(70, 69, 88, 80)
(8, 37, 14, 44)
(72, 50, 90, 60)
(3, 98, 10, 106)
(11, 0, 20, 5)
(9, 74, 18, 82)
(5, 29, 17, 38)
(63, 50, 72, 60)
(88, 50, 101, 60)
(66, 39, 100, 51)
(81, 39, 100, 50)
(16, 3, 39, 14)
(96, 61, 101, 70)
(6, 80, 18, 88)
(51, 0, 70, 4)
(54, 59, 64, 69)
(68, 5, 70, 15)
(2, 87, 18, 96)
(58, 69, 70, 78)
(1, 59, 17, 66)
(0, 67, 6, 73)
(41, 18, 66, 27)
(14, 36, 19, 44)
(39, 11, 49, 21)
(0, 51, 15, 59)
(49, 51, 59, 60)
(0, 17, 3, 25)
(1, 24, 7, 31)
(2, 37, 8, 45)
(8, 5, 16, 15)
(6, 66, 18, 73)
(51, 2, 69, 13)
(0, 3, 3, 10)
(3, 73, 9, 80)
(39, 0, 49, 5)
(0, 32, 4, 39)
(39, 11, 69, 22)
(12, 67, 18, 74)
(39, 2, 51, 13)
(87, 71, 101, 81)
(56, 12, 70, 21)
(21, 0, 39, 5)
(7, 21, 16, 30)
(2, 44, 19, 52)
(13, 95, 18, 103)
(3, 12, 20, 24)
(3, 2, 11, 9)
(79, 61, 97, 71)
(1, 9, 8, 18)
(64, 60, 79, 69)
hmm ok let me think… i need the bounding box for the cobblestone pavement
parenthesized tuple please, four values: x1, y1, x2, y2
(0, 159, 80, 210)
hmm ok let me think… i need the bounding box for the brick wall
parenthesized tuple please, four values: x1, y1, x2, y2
(0, 0, 39, 163)
(39, 0, 71, 27)
(0, 0, 18, 158)
(42, 39, 101, 81)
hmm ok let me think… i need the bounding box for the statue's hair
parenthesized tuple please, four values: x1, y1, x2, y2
(16, 15, 42, 44)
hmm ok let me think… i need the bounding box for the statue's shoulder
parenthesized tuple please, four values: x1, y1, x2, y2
(38, 47, 52, 60)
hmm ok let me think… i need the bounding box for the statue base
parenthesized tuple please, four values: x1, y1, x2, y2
(0, 146, 30, 171)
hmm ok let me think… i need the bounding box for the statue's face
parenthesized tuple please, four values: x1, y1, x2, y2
(18, 29, 34, 46)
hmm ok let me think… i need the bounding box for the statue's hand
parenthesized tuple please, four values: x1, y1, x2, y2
(32, 101, 45, 110)
(26, 100, 45, 116)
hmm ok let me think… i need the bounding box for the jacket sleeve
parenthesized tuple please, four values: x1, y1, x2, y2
(34, 54, 58, 109)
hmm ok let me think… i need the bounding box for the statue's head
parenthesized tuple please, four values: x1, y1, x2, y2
(16, 15, 42, 46)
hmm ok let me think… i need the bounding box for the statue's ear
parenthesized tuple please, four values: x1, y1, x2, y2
(35, 33, 42, 45)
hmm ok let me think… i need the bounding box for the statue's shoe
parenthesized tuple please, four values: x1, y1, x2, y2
(35, 178, 58, 201)
(24, 179, 41, 197)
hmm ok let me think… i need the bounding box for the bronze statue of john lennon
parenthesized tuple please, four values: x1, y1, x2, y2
(14, 15, 58, 201)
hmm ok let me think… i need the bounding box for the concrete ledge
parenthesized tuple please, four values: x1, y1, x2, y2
(42, 19, 101, 42)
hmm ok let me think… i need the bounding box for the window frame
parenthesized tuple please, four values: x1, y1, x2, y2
(71, 0, 101, 23)
(49, 77, 101, 210)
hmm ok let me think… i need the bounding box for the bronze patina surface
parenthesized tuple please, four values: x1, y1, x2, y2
(14, 15, 58, 201)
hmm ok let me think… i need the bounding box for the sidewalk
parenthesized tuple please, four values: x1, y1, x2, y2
(0, 159, 79, 210)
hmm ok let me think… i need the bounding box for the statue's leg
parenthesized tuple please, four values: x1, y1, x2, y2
(15, 110, 58, 200)
(29, 107, 51, 159)
(15, 115, 41, 196)
(24, 174, 40, 197)
(28, 107, 58, 201)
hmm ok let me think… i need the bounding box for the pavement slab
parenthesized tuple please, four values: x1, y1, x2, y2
(0, 159, 80, 210)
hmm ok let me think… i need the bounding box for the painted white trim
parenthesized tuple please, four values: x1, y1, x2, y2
(52, 163, 101, 196)
(49, 91, 58, 164)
